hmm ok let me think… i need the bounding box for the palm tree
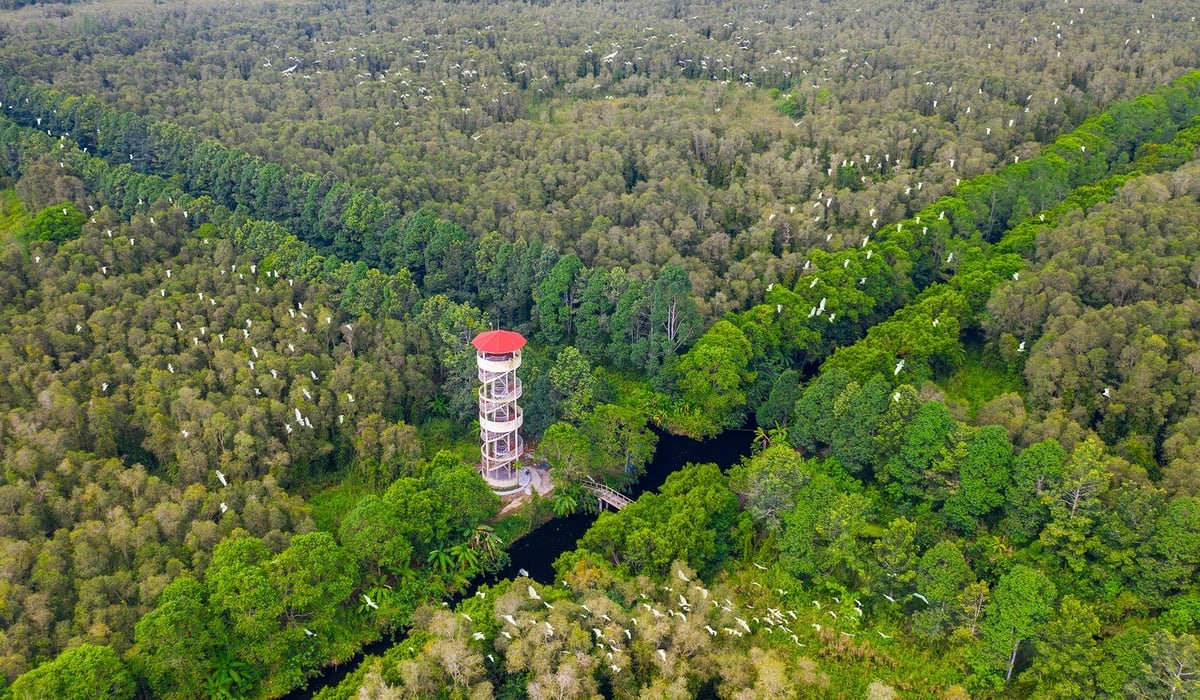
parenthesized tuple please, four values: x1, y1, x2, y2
(427, 392, 450, 418)
(205, 648, 251, 700)
(468, 524, 503, 559)
(449, 541, 481, 573)
(753, 425, 771, 452)
(365, 575, 392, 606)
(552, 491, 579, 517)
(427, 547, 454, 574)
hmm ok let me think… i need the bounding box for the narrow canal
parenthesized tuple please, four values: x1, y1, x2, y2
(286, 428, 754, 698)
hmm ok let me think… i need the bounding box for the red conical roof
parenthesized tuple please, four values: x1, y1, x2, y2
(472, 329, 527, 353)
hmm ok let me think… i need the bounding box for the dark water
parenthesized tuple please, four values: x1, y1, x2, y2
(495, 428, 755, 585)
(285, 428, 754, 698)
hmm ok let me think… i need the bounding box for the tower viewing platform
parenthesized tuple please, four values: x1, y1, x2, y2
(472, 329, 527, 484)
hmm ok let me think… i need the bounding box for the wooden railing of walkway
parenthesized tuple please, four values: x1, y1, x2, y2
(584, 477, 632, 511)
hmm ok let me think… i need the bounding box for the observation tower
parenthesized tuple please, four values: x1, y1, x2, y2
(471, 329, 526, 481)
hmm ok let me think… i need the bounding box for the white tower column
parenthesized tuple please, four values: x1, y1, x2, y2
(471, 330, 527, 480)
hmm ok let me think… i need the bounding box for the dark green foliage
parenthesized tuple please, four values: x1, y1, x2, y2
(777, 92, 805, 119)
(537, 402, 658, 493)
(789, 367, 852, 452)
(533, 253, 584, 346)
(727, 443, 812, 533)
(911, 539, 973, 641)
(338, 495, 415, 578)
(755, 368, 801, 430)
(131, 578, 225, 700)
(829, 374, 892, 477)
(882, 400, 956, 498)
(942, 426, 1013, 533)
(778, 472, 871, 582)
(977, 565, 1058, 686)
(674, 319, 754, 436)
(1002, 440, 1067, 544)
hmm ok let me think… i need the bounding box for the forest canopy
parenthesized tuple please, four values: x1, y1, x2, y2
(1, 0, 1200, 698)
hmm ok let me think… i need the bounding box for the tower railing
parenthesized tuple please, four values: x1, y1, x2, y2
(477, 347, 523, 479)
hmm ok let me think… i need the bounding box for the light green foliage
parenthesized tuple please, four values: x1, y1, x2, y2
(549, 345, 596, 422)
(777, 92, 804, 119)
(979, 565, 1057, 685)
(1128, 630, 1200, 699)
(131, 578, 224, 700)
(1037, 436, 1112, 581)
(779, 472, 871, 582)
(582, 403, 658, 486)
(21, 200, 85, 243)
(939, 345, 1024, 414)
(3, 14, 1200, 700)
(728, 442, 812, 532)
(207, 536, 285, 669)
(537, 421, 592, 481)
(338, 495, 416, 576)
(674, 320, 754, 436)
(870, 517, 919, 598)
(10, 644, 134, 700)
(822, 286, 968, 383)
(578, 462, 738, 578)
(882, 400, 956, 499)
(538, 403, 657, 491)
(270, 531, 355, 623)
(1025, 596, 1104, 699)
(427, 454, 501, 533)
(0, 188, 27, 233)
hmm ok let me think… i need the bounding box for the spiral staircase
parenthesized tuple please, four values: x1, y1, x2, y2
(471, 330, 527, 483)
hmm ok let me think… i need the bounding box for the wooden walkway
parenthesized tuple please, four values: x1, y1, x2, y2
(585, 478, 632, 511)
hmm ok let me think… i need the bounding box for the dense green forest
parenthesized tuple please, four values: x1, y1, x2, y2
(2, 0, 1200, 698)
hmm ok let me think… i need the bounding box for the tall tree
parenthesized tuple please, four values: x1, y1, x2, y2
(980, 564, 1057, 685)
(943, 425, 1014, 534)
(829, 374, 892, 477)
(674, 320, 754, 437)
(533, 253, 584, 347)
(789, 368, 853, 452)
(549, 345, 596, 423)
(130, 577, 224, 700)
(1127, 630, 1200, 700)
(1003, 440, 1067, 545)
(647, 264, 701, 374)
(913, 539, 973, 641)
(1026, 596, 1104, 699)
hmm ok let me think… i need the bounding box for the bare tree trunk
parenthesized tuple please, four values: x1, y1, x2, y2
(1006, 638, 1021, 681)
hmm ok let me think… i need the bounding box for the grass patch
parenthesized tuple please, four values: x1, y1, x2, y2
(597, 368, 668, 418)
(307, 480, 371, 534)
(491, 514, 531, 549)
(0, 189, 27, 235)
(939, 344, 1023, 418)
(416, 417, 478, 463)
